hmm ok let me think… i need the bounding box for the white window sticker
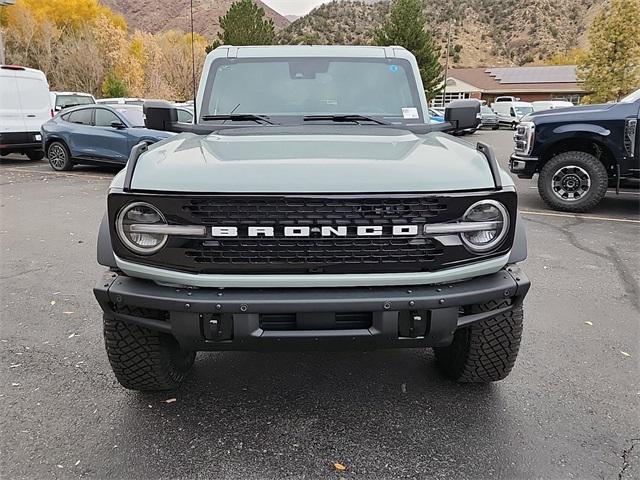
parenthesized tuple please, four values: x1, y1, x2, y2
(402, 107, 419, 119)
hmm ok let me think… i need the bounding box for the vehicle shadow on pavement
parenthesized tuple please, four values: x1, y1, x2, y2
(109, 350, 521, 477)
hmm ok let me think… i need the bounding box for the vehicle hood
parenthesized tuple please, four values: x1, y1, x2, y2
(527, 103, 615, 122)
(119, 126, 508, 193)
(129, 127, 175, 140)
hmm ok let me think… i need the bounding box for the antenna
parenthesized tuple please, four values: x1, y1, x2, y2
(190, 0, 198, 122)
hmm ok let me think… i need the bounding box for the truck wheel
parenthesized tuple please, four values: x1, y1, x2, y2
(538, 151, 608, 212)
(103, 317, 196, 391)
(47, 141, 73, 171)
(26, 150, 45, 161)
(434, 300, 523, 382)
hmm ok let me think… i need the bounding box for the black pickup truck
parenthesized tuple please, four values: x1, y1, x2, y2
(510, 89, 639, 212)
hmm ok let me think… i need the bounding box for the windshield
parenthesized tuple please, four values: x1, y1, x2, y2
(115, 106, 145, 127)
(481, 106, 493, 114)
(514, 106, 534, 116)
(56, 95, 94, 109)
(620, 89, 640, 103)
(202, 57, 424, 123)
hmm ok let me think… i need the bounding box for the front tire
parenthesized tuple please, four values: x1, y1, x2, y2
(434, 300, 523, 382)
(47, 141, 73, 171)
(104, 317, 196, 391)
(538, 151, 608, 212)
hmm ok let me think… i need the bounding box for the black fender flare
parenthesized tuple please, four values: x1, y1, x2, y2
(508, 212, 528, 264)
(97, 213, 117, 268)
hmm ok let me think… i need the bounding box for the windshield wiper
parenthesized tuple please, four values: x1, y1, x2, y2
(303, 114, 390, 125)
(201, 114, 277, 125)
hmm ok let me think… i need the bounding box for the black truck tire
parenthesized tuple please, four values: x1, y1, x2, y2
(47, 141, 73, 171)
(434, 300, 523, 382)
(538, 151, 608, 212)
(104, 317, 196, 391)
(26, 150, 45, 161)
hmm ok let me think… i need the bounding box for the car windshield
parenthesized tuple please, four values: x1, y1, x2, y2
(514, 106, 534, 116)
(202, 57, 424, 123)
(620, 89, 640, 103)
(114, 106, 145, 127)
(481, 106, 493, 114)
(56, 95, 94, 109)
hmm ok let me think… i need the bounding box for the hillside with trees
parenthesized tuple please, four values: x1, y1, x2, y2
(279, 0, 608, 67)
(100, 0, 290, 39)
(0, 0, 208, 99)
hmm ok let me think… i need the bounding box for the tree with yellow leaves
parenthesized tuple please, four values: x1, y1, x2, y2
(578, 0, 640, 103)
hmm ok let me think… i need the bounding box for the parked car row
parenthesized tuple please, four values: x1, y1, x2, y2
(433, 99, 577, 131)
(1, 64, 194, 171)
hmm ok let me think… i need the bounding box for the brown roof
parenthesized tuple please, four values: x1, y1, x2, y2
(449, 67, 583, 93)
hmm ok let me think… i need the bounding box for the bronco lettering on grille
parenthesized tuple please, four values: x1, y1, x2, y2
(211, 225, 421, 238)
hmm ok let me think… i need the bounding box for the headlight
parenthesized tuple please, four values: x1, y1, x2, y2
(116, 202, 168, 255)
(460, 200, 509, 253)
(514, 121, 535, 155)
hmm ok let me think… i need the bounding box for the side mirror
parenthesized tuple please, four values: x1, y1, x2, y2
(444, 99, 481, 133)
(110, 121, 126, 129)
(144, 100, 180, 132)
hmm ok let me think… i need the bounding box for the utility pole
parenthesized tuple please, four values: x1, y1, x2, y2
(441, 19, 453, 108)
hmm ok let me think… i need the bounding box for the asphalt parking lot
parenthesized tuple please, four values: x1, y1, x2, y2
(1, 129, 638, 479)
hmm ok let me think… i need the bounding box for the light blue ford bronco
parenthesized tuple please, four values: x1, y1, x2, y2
(94, 46, 530, 391)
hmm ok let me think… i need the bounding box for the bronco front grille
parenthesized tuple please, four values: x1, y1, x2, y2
(182, 196, 447, 226)
(108, 192, 518, 275)
(184, 237, 444, 271)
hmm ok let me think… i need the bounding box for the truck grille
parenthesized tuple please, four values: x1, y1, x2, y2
(108, 192, 518, 275)
(182, 196, 447, 226)
(184, 237, 444, 270)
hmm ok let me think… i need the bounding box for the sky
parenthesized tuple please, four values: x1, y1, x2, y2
(261, 0, 330, 16)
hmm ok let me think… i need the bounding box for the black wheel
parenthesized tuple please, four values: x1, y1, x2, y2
(26, 150, 45, 161)
(434, 300, 523, 382)
(538, 151, 608, 212)
(47, 141, 73, 171)
(104, 317, 196, 391)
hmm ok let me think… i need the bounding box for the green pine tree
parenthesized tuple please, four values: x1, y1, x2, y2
(210, 0, 275, 50)
(374, 0, 443, 99)
(578, 0, 640, 103)
(102, 71, 128, 98)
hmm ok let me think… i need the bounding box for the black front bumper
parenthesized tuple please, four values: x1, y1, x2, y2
(509, 153, 539, 179)
(94, 267, 530, 351)
(0, 132, 43, 153)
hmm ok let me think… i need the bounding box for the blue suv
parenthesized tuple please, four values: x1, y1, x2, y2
(41, 104, 173, 171)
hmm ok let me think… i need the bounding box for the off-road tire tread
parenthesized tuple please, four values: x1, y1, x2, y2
(103, 317, 195, 391)
(434, 300, 523, 382)
(538, 151, 608, 213)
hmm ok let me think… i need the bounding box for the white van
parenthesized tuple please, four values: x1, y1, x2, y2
(0, 65, 52, 160)
(491, 101, 534, 129)
(532, 100, 574, 112)
(50, 91, 96, 112)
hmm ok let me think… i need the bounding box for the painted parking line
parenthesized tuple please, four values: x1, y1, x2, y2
(521, 210, 640, 224)
(0, 167, 112, 180)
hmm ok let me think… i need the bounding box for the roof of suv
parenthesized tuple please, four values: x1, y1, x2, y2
(213, 45, 410, 59)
